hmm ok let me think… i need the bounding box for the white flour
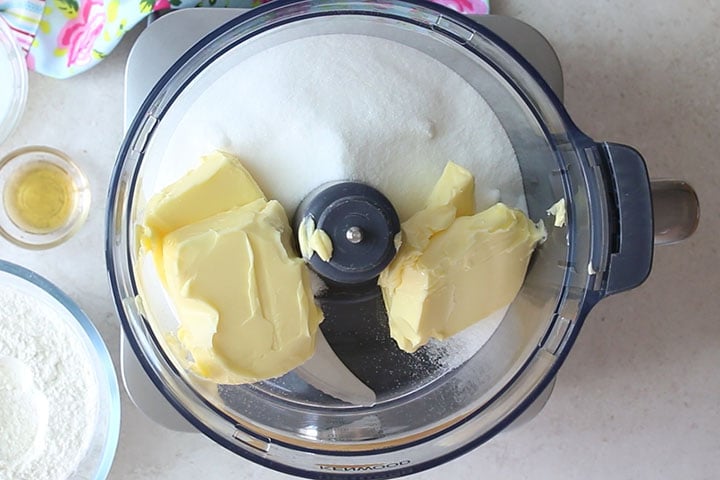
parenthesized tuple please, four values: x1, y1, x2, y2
(0, 286, 98, 480)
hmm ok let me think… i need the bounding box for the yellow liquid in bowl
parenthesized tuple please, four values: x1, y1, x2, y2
(3, 161, 75, 233)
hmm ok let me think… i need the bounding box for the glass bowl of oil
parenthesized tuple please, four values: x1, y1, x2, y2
(0, 146, 91, 249)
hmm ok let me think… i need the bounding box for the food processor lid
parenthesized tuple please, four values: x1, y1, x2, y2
(0, 18, 28, 144)
(107, 0, 659, 477)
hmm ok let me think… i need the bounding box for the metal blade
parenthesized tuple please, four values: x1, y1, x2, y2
(295, 331, 376, 407)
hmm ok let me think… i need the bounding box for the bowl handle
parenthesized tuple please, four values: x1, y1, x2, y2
(597, 143, 699, 296)
(599, 143, 653, 295)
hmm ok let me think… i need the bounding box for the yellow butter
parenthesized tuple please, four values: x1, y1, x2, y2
(141, 151, 322, 384)
(142, 150, 266, 276)
(426, 161, 475, 215)
(546, 198, 567, 227)
(379, 162, 544, 353)
(309, 228, 333, 262)
(297, 216, 315, 260)
(144, 150, 265, 234)
(297, 216, 333, 262)
(162, 200, 323, 384)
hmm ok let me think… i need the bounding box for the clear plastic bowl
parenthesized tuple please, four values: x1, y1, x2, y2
(0, 18, 28, 144)
(0, 260, 120, 479)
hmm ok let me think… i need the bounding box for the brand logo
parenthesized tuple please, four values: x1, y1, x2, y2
(317, 460, 411, 472)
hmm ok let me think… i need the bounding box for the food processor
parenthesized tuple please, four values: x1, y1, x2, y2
(106, 1, 699, 478)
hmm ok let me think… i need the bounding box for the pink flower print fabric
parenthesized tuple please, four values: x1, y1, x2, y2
(433, 0, 487, 14)
(1, 0, 490, 78)
(57, 0, 105, 67)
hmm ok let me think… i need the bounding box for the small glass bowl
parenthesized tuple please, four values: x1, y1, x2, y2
(0, 18, 28, 144)
(0, 146, 91, 249)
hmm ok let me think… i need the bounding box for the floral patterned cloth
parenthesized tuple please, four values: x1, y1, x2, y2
(0, 0, 489, 78)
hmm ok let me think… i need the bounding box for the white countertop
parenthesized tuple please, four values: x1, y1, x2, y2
(2, 0, 719, 479)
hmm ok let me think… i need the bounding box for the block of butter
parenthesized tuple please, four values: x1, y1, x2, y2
(379, 162, 545, 353)
(141, 151, 322, 384)
(144, 150, 265, 236)
(162, 199, 323, 384)
(142, 151, 266, 279)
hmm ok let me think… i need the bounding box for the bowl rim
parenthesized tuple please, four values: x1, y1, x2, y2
(0, 18, 29, 144)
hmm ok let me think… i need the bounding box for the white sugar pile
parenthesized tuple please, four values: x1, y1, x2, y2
(148, 34, 525, 220)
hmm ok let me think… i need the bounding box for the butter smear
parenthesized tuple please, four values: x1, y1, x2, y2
(298, 216, 333, 262)
(142, 151, 322, 384)
(546, 198, 567, 227)
(378, 162, 545, 353)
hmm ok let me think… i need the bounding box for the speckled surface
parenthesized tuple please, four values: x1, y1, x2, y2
(1, 1, 718, 478)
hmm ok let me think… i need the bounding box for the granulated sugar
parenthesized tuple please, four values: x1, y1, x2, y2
(0, 286, 98, 480)
(420, 306, 506, 373)
(148, 34, 525, 220)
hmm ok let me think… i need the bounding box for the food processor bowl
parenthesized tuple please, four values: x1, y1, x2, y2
(106, 1, 698, 477)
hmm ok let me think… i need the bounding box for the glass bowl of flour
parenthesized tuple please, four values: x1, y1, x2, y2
(0, 260, 120, 479)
